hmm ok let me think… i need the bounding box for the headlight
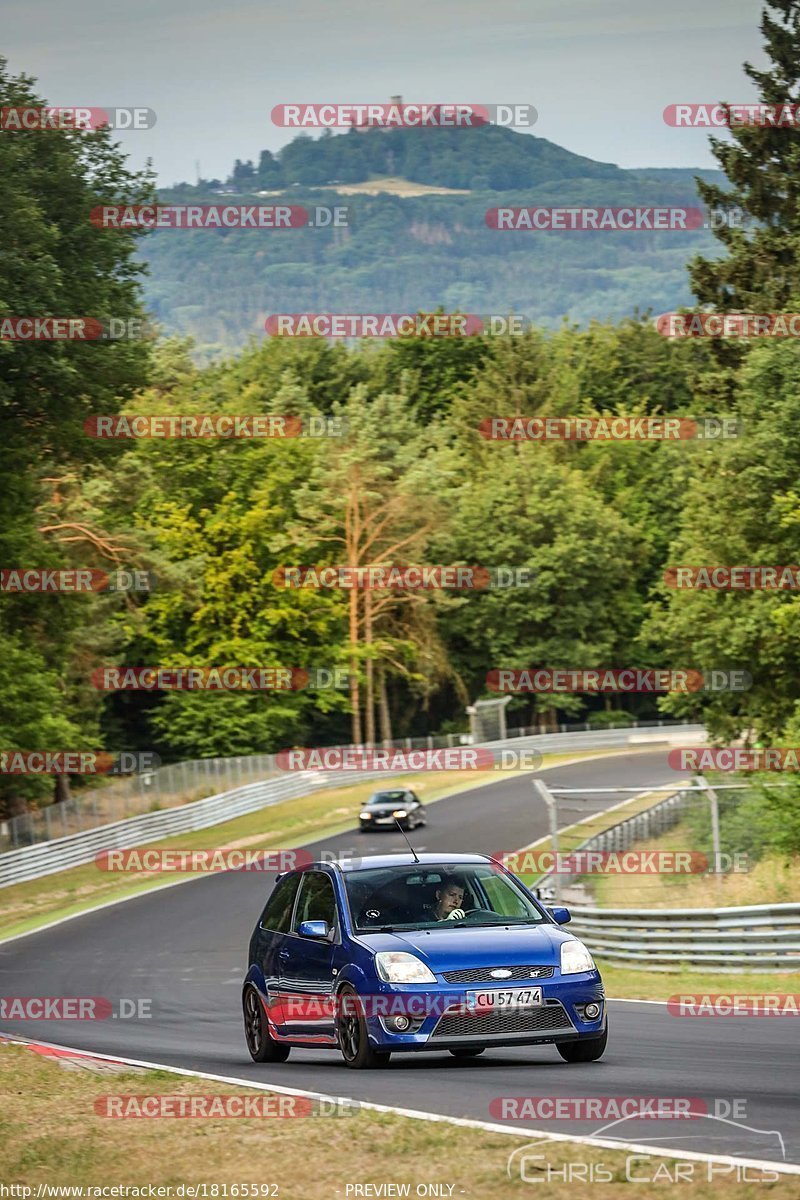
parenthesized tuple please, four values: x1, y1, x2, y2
(360, 811, 372, 819)
(375, 952, 436, 984)
(560, 940, 595, 975)
(392, 809, 407, 818)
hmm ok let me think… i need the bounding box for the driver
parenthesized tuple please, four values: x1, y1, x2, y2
(428, 874, 467, 921)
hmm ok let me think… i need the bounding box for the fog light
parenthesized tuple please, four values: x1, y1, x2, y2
(391, 1015, 411, 1031)
(584, 1002, 601, 1020)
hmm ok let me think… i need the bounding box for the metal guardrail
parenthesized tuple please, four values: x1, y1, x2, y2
(0, 722, 703, 889)
(567, 902, 800, 972)
(0, 766, 393, 890)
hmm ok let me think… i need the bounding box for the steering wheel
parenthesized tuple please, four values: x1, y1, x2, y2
(463, 907, 497, 922)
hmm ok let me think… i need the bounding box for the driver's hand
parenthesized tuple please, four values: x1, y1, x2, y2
(446, 908, 465, 920)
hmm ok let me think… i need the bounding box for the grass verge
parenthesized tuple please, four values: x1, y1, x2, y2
(0, 1043, 793, 1196)
(591, 825, 800, 910)
(600, 962, 800, 1000)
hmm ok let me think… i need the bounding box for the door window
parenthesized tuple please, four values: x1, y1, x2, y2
(259, 873, 301, 933)
(293, 871, 338, 933)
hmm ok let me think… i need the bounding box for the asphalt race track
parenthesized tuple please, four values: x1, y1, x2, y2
(1, 750, 797, 1167)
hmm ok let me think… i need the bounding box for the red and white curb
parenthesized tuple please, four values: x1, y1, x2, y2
(0, 1032, 146, 1074)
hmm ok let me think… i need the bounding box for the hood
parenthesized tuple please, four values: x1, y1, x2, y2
(353, 922, 576, 973)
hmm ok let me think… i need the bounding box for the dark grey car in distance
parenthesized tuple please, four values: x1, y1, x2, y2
(359, 789, 426, 832)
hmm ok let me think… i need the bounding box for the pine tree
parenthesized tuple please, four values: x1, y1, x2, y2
(691, 1, 800, 311)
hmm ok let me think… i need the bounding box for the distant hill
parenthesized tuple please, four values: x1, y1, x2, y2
(141, 125, 727, 356)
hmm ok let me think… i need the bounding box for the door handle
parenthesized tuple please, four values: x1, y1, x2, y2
(279, 949, 290, 959)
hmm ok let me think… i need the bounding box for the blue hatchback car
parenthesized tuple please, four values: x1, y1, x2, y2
(243, 853, 607, 1069)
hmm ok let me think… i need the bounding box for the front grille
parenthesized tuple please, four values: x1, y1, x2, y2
(442, 964, 555, 984)
(431, 999, 574, 1039)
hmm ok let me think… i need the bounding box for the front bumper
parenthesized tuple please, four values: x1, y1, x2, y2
(360, 972, 605, 1051)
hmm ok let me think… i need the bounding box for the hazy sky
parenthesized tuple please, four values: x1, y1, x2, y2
(5, 0, 767, 186)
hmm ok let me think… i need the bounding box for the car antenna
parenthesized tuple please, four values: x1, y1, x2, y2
(394, 818, 420, 863)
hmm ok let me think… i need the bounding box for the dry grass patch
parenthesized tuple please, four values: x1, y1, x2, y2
(591, 826, 800, 909)
(0, 1044, 794, 1199)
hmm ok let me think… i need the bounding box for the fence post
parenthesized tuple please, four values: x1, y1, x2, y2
(533, 778, 560, 903)
(697, 774, 722, 890)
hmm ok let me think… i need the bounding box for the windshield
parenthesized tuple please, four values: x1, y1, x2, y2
(368, 791, 407, 806)
(344, 862, 547, 931)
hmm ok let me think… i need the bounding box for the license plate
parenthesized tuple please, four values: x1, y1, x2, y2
(466, 987, 542, 1009)
(375, 817, 394, 824)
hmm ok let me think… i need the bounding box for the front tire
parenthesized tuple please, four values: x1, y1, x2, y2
(243, 986, 291, 1063)
(336, 985, 391, 1069)
(557, 1026, 607, 1063)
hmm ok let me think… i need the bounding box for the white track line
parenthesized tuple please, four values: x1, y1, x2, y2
(0, 1032, 795, 1175)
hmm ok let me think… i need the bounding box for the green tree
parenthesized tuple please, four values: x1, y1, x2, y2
(0, 59, 154, 816)
(645, 341, 800, 741)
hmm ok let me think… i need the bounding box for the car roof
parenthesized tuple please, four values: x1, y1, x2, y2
(319, 853, 493, 874)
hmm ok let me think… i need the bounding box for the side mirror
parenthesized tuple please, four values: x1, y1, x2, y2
(298, 919, 331, 939)
(548, 906, 571, 925)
